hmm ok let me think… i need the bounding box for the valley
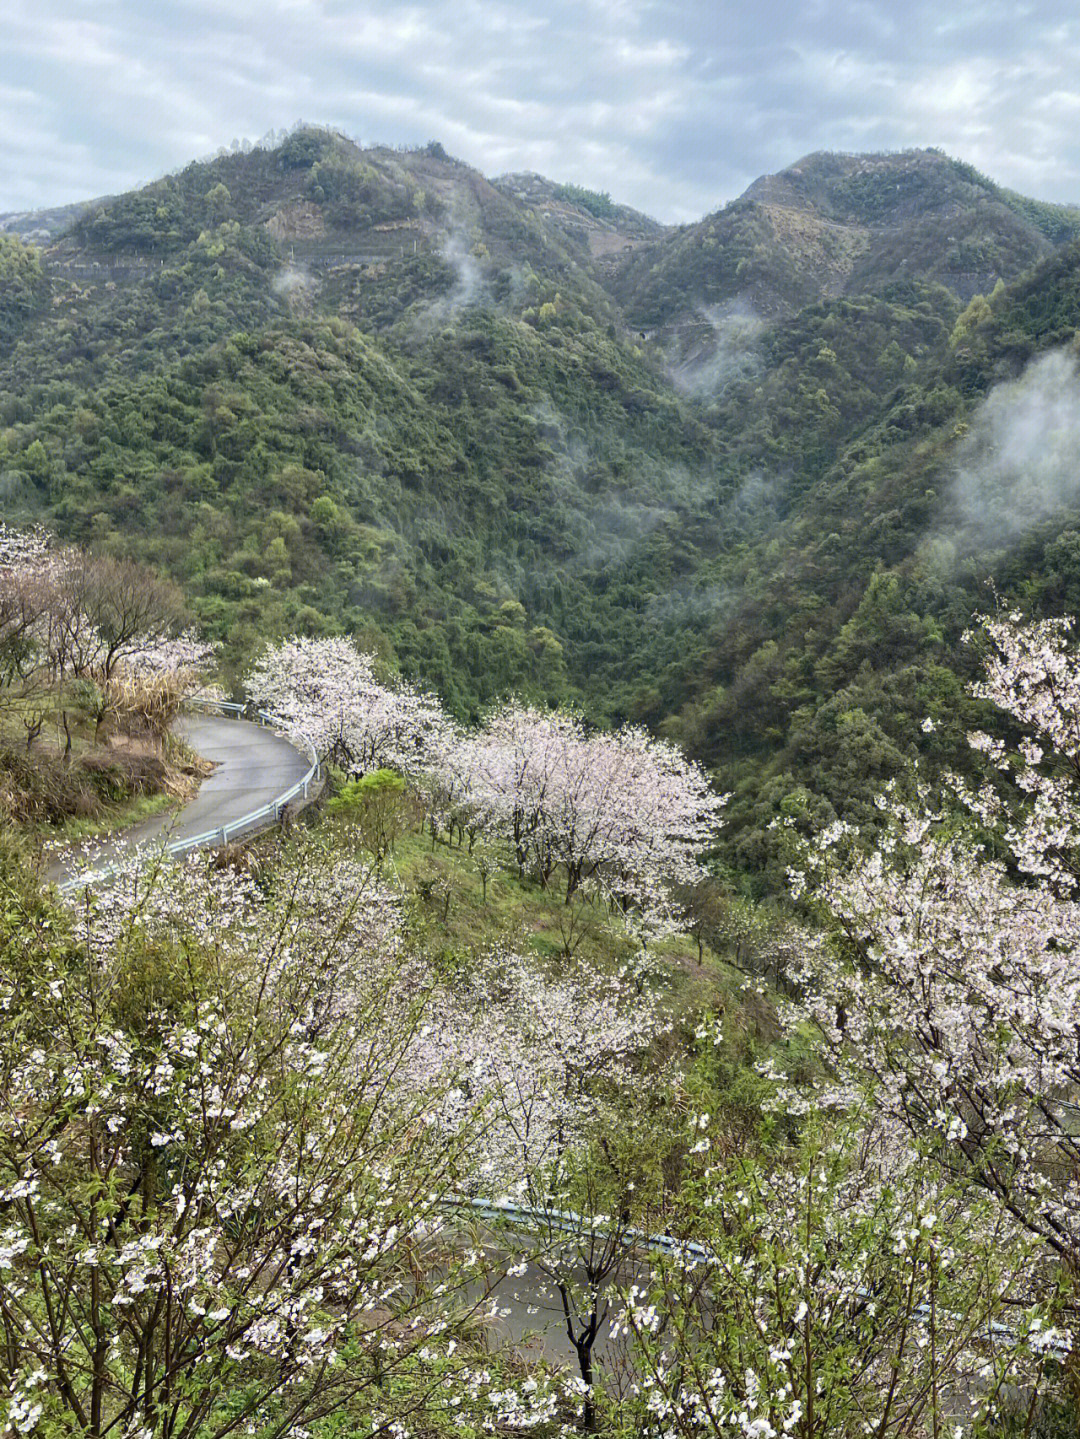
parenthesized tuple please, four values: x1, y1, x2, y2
(5, 127, 1080, 1437)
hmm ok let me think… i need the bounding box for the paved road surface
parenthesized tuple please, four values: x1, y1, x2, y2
(164, 713, 311, 844)
(51, 713, 312, 883)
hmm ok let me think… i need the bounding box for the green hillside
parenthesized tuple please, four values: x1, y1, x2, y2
(6, 129, 1080, 884)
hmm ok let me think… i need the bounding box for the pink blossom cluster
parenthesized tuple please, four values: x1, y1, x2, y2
(614, 1111, 1059, 1439)
(248, 644, 723, 920)
(66, 832, 666, 1188)
(246, 635, 450, 776)
(788, 610, 1080, 1270)
(0, 523, 213, 688)
(430, 701, 726, 910)
(119, 627, 217, 677)
(68, 828, 403, 1030)
(34, 836, 588, 1435)
(0, 522, 54, 575)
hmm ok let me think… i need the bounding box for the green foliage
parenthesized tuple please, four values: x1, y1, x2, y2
(0, 236, 47, 347)
(552, 182, 616, 218)
(278, 126, 333, 169)
(615, 148, 1062, 328)
(616, 1113, 1056, 1439)
(11, 136, 1080, 890)
(327, 768, 417, 856)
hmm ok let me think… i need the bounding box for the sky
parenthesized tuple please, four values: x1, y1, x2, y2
(5, 0, 1080, 224)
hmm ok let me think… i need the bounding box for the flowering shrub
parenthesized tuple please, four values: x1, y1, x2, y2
(788, 611, 1080, 1280)
(3, 835, 577, 1438)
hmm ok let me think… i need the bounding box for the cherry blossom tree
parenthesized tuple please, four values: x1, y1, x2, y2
(788, 610, 1080, 1284)
(0, 523, 53, 572)
(246, 635, 450, 777)
(9, 836, 572, 1439)
(616, 1111, 1062, 1439)
(122, 629, 216, 679)
(401, 943, 672, 1427)
(49, 553, 186, 681)
(0, 526, 59, 723)
(1, 526, 211, 709)
(443, 702, 724, 910)
(400, 945, 669, 1190)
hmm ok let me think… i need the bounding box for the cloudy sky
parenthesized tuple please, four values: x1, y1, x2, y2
(5, 0, 1080, 223)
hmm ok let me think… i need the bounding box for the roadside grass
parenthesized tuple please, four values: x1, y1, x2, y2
(316, 815, 744, 1026)
(43, 790, 179, 843)
(2, 683, 205, 841)
(300, 810, 789, 1142)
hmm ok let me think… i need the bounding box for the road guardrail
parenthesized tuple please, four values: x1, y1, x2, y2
(56, 697, 322, 894)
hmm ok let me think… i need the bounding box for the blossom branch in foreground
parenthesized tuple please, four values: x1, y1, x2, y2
(615, 1112, 1063, 1439)
(3, 836, 572, 1438)
(788, 610, 1080, 1286)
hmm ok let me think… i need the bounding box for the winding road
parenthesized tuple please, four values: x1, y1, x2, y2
(51, 712, 314, 887)
(164, 712, 312, 845)
(49, 714, 611, 1368)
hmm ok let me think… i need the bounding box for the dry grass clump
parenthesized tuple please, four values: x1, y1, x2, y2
(0, 726, 203, 828)
(103, 670, 188, 741)
(0, 745, 128, 825)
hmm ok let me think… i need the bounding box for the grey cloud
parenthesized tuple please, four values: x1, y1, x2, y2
(4, 0, 1080, 222)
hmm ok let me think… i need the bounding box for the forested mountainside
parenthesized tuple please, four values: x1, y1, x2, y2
(5, 128, 1080, 883)
(613, 148, 1080, 328)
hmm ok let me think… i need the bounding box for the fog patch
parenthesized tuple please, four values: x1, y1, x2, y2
(952, 349, 1080, 548)
(720, 470, 783, 531)
(647, 582, 737, 624)
(579, 498, 672, 569)
(272, 265, 317, 313)
(505, 262, 540, 311)
(414, 229, 488, 334)
(667, 301, 764, 398)
(644, 473, 782, 622)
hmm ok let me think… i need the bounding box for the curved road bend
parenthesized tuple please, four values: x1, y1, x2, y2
(49, 713, 312, 885)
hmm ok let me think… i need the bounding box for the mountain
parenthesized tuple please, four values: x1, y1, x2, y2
(0, 130, 715, 719)
(0, 197, 108, 243)
(614, 149, 1080, 330)
(492, 171, 666, 268)
(6, 128, 1080, 884)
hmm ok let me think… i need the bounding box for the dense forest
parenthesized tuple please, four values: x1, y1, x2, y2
(6, 129, 1080, 884)
(9, 126, 1080, 1439)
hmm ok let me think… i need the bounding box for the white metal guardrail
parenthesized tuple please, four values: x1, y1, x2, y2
(173, 695, 322, 851)
(443, 1194, 712, 1263)
(56, 697, 322, 894)
(443, 1195, 1071, 1359)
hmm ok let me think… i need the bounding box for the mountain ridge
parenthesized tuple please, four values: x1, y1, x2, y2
(6, 128, 1080, 883)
